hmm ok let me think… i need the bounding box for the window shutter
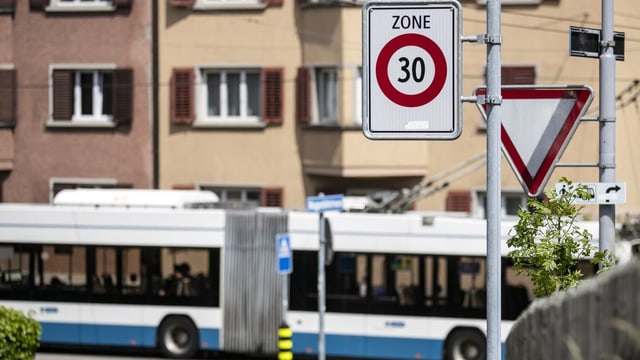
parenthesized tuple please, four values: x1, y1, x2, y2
(52, 70, 73, 121)
(264, 0, 283, 6)
(262, 68, 283, 125)
(261, 187, 283, 207)
(171, 68, 195, 125)
(0, 69, 15, 126)
(172, 184, 196, 190)
(112, 0, 132, 8)
(29, 0, 49, 10)
(296, 67, 311, 124)
(445, 190, 472, 213)
(501, 65, 536, 85)
(171, 0, 195, 7)
(113, 68, 133, 125)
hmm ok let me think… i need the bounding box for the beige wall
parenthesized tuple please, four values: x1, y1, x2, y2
(159, 0, 640, 220)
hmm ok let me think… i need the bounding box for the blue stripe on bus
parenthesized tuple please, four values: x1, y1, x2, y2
(292, 332, 444, 360)
(40, 322, 220, 350)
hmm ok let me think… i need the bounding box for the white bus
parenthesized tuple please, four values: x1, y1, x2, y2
(0, 203, 225, 359)
(0, 192, 601, 360)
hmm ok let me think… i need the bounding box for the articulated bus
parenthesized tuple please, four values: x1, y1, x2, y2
(0, 190, 601, 360)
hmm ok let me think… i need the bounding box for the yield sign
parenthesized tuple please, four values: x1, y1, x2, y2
(474, 85, 594, 197)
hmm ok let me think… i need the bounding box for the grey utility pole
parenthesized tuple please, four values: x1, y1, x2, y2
(485, 1, 502, 359)
(599, 0, 616, 255)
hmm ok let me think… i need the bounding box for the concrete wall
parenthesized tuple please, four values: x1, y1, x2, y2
(506, 260, 640, 360)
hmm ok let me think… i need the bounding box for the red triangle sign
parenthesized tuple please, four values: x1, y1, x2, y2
(474, 85, 594, 197)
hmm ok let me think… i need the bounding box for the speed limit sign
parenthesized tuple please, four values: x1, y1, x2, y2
(363, 0, 461, 140)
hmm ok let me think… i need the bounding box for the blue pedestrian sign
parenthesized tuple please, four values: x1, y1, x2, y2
(306, 194, 344, 213)
(277, 234, 292, 274)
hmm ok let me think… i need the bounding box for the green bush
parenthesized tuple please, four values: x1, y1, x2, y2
(507, 177, 615, 297)
(0, 306, 42, 360)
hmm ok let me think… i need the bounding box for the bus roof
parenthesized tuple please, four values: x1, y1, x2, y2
(53, 189, 219, 209)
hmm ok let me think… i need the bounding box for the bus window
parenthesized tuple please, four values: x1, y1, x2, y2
(39, 245, 87, 300)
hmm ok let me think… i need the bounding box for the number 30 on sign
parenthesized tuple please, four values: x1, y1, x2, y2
(362, 0, 462, 140)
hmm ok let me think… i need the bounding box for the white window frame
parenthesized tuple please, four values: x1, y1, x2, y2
(193, 0, 265, 10)
(73, 70, 113, 123)
(48, 0, 115, 11)
(196, 67, 262, 125)
(312, 67, 339, 124)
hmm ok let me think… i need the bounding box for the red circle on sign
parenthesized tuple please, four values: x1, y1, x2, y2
(376, 33, 447, 107)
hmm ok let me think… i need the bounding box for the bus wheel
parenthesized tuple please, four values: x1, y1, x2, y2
(444, 328, 486, 360)
(158, 316, 199, 359)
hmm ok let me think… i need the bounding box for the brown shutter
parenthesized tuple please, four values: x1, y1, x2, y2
(172, 184, 196, 190)
(261, 187, 283, 207)
(52, 70, 73, 121)
(171, 68, 195, 125)
(265, 0, 283, 6)
(0, 69, 15, 126)
(296, 67, 311, 124)
(0, 0, 15, 12)
(113, 68, 133, 125)
(262, 68, 283, 125)
(445, 190, 472, 213)
(112, 0, 132, 8)
(501, 65, 536, 85)
(170, 0, 195, 6)
(29, 0, 49, 10)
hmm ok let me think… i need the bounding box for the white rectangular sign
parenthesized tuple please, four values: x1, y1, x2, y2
(363, 0, 461, 140)
(555, 182, 627, 205)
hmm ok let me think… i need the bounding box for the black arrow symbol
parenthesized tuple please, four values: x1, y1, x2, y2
(606, 185, 621, 193)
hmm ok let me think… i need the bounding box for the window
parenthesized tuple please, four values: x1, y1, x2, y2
(0, 244, 220, 307)
(56, 0, 112, 5)
(474, 190, 528, 218)
(197, 184, 283, 208)
(201, 69, 261, 123)
(296, 66, 342, 125)
(46, 0, 122, 11)
(315, 67, 338, 124)
(172, 67, 282, 126)
(0, 68, 16, 127)
(50, 68, 133, 126)
(75, 71, 112, 121)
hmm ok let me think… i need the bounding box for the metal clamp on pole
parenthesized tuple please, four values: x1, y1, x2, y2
(481, 34, 503, 44)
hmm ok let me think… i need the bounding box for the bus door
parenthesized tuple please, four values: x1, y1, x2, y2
(365, 254, 429, 359)
(324, 253, 367, 358)
(83, 246, 146, 347)
(36, 245, 85, 345)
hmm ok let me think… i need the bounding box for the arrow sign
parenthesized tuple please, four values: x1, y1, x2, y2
(474, 85, 594, 197)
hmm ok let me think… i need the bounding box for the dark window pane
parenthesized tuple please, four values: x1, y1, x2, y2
(80, 73, 93, 116)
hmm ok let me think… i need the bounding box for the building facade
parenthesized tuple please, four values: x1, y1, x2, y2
(0, 0, 153, 203)
(1, 0, 639, 223)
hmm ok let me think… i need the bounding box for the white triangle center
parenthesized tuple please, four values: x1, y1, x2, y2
(502, 98, 576, 175)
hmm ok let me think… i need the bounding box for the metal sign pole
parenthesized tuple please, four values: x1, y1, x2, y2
(599, 0, 616, 255)
(486, 1, 502, 359)
(318, 212, 326, 360)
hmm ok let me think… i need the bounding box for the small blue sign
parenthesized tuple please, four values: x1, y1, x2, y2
(306, 194, 344, 213)
(277, 234, 292, 274)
